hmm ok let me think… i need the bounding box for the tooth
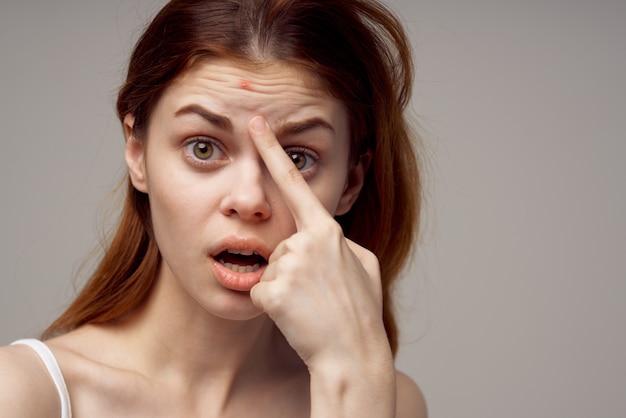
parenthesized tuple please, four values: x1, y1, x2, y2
(220, 262, 260, 273)
(227, 249, 254, 256)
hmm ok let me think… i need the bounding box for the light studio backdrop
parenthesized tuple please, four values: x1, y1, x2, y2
(1, 1, 625, 417)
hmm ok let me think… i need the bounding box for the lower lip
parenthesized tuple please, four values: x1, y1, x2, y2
(210, 258, 265, 292)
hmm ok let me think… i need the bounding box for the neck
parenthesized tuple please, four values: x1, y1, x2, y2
(105, 265, 285, 390)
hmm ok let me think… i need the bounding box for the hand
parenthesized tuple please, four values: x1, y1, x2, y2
(248, 116, 390, 370)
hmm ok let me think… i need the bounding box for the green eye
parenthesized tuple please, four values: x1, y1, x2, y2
(193, 142, 213, 160)
(289, 152, 307, 170)
(285, 148, 318, 172)
(183, 138, 225, 168)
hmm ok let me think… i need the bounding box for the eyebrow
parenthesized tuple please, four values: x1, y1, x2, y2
(274, 118, 336, 139)
(174, 104, 233, 131)
(174, 104, 335, 138)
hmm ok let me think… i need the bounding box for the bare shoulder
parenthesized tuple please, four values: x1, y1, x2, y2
(396, 370, 427, 418)
(0, 344, 60, 418)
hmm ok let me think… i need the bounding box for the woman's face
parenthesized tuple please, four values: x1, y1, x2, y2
(124, 60, 365, 321)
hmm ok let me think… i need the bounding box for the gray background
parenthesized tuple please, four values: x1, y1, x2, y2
(1, 1, 625, 417)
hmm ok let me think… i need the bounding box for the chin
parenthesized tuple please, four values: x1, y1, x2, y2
(205, 291, 266, 322)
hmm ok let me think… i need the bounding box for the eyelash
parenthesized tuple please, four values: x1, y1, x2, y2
(182, 137, 319, 175)
(182, 137, 226, 168)
(284, 146, 320, 175)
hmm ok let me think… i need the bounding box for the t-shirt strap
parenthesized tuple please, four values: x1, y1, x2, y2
(11, 338, 72, 418)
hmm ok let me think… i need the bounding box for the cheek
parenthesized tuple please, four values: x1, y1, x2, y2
(310, 157, 350, 214)
(149, 190, 190, 250)
(309, 177, 347, 215)
(147, 172, 209, 241)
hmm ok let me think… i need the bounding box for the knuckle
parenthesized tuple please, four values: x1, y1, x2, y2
(317, 219, 343, 239)
(277, 253, 302, 277)
(327, 220, 344, 237)
(363, 249, 379, 269)
(249, 284, 265, 308)
(264, 284, 289, 314)
(366, 254, 382, 279)
(353, 245, 381, 279)
(281, 166, 304, 186)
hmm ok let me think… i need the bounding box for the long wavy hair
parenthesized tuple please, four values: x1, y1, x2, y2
(44, 0, 420, 355)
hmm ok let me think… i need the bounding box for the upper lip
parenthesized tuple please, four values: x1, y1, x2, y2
(210, 236, 272, 262)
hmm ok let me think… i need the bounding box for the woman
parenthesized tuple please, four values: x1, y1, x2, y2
(0, 0, 426, 416)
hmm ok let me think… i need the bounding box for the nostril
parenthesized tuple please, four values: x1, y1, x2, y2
(220, 198, 271, 220)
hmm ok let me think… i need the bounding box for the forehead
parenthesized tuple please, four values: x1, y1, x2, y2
(163, 59, 332, 112)
(148, 58, 350, 144)
(181, 58, 326, 90)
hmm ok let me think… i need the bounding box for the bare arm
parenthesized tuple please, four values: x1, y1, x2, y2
(248, 116, 420, 417)
(307, 347, 397, 417)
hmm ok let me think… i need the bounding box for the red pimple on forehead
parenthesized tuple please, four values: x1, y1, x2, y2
(239, 80, 251, 89)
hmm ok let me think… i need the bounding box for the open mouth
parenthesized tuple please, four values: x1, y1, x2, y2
(215, 249, 267, 274)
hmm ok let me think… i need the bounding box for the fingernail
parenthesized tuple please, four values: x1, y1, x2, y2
(250, 116, 267, 133)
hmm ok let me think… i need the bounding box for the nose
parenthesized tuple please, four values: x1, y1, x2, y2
(219, 156, 272, 221)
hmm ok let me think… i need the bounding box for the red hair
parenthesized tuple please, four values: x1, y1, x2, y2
(44, 0, 420, 355)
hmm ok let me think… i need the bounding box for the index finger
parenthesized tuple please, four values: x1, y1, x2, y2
(248, 115, 327, 228)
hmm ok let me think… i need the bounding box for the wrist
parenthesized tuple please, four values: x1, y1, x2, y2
(308, 346, 396, 418)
